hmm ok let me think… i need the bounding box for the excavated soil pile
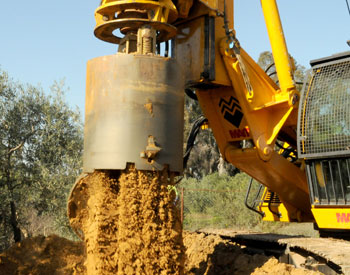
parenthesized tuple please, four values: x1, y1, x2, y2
(68, 167, 185, 275)
(0, 235, 85, 275)
(251, 258, 320, 275)
(0, 232, 323, 275)
(183, 232, 322, 275)
(184, 231, 269, 274)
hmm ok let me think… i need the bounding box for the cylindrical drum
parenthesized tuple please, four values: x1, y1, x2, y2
(83, 53, 184, 173)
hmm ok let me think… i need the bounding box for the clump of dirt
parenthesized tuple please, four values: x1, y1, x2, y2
(0, 235, 85, 275)
(69, 166, 184, 274)
(251, 258, 321, 275)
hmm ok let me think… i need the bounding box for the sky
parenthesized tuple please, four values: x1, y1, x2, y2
(0, 1, 349, 116)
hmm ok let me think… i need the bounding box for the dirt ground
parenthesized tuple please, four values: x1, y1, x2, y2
(0, 231, 323, 275)
(0, 168, 323, 274)
(0, 235, 85, 275)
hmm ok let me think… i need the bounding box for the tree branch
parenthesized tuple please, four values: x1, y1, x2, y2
(8, 140, 25, 155)
(8, 125, 37, 155)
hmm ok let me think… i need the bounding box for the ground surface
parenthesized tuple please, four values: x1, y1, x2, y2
(0, 169, 324, 274)
(0, 231, 323, 275)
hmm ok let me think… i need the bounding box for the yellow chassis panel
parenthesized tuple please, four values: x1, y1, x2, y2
(312, 207, 350, 230)
(260, 204, 291, 222)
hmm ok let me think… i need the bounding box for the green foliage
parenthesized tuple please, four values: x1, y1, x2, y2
(178, 173, 318, 237)
(257, 50, 306, 91)
(258, 51, 275, 74)
(178, 173, 260, 231)
(0, 70, 83, 250)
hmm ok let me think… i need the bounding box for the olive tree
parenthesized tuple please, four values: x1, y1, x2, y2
(0, 70, 83, 250)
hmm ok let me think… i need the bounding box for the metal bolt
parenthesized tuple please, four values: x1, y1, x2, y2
(263, 146, 272, 156)
(142, 37, 152, 54)
(137, 25, 156, 54)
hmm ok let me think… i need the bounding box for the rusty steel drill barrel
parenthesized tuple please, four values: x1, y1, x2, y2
(83, 53, 184, 173)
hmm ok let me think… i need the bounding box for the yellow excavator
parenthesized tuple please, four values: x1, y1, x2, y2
(68, 0, 350, 240)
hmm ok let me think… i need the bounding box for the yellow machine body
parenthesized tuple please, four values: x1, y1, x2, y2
(171, 0, 350, 232)
(171, 0, 313, 222)
(311, 207, 350, 230)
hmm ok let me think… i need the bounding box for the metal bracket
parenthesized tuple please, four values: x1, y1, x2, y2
(140, 135, 162, 162)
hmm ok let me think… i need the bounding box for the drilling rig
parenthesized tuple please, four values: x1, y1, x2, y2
(68, 0, 350, 268)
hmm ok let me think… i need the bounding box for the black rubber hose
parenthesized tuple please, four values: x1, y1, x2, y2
(264, 63, 275, 73)
(183, 116, 208, 169)
(185, 88, 198, 101)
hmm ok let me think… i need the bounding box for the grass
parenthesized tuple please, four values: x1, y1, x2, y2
(180, 173, 320, 238)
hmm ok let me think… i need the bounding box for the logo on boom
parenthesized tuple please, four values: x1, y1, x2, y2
(219, 96, 243, 128)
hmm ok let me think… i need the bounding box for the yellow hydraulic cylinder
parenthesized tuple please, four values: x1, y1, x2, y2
(260, 0, 296, 94)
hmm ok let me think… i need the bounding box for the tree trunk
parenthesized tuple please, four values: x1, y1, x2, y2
(5, 151, 22, 243)
(10, 201, 21, 243)
(218, 155, 226, 176)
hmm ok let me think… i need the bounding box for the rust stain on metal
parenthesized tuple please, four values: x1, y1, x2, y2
(144, 101, 154, 116)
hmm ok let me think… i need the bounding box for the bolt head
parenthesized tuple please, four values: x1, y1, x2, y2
(263, 146, 272, 156)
